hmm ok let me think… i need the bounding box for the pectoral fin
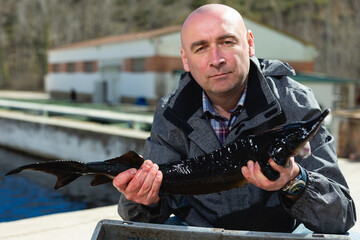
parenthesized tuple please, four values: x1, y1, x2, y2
(90, 174, 113, 186)
(54, 173, 82, 189)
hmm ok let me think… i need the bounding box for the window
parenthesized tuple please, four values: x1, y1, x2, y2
(132, 58, 145, 72)
(53, 64, 59, 72)
(84, 61, 94, 72)
(67, 62, 75, 72)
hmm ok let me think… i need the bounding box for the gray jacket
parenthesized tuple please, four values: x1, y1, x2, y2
(118, 57, 356, 233)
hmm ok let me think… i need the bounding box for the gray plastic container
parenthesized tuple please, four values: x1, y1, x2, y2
(91, 219, 352, 240)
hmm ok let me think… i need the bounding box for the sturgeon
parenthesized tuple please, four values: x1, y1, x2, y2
(6, 109, 330, 195)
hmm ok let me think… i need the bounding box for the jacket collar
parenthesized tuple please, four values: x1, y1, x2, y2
(163, 57, 290, 152)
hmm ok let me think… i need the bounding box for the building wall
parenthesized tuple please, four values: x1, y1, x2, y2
(119, 72, 177, 100)
(123, 56, 183, 72)
(156, 32, 182, 56)
(45, 72, 101, 94)
(287, 61, 314, 72)
(302, 82, 356, 111)
(302, 83, 334, 110)
(244, 18, 317, 61)
(45, 71, 177, 102)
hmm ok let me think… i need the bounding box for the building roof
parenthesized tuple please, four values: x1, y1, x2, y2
(50, 25, 182, 51)
(49, 20, 317, 62)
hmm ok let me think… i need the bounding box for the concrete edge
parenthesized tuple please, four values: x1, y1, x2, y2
(0, 205, 120, 240)
(0, 109, 149, 140)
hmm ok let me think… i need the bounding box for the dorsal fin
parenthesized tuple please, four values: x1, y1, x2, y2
(104, 151, 144, 169)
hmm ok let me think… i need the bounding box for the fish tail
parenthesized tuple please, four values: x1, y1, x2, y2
(6, 161, 87, 189)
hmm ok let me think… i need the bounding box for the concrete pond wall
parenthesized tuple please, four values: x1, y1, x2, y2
(0, 110, 148, 162)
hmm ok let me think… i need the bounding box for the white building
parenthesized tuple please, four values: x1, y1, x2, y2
(45, 26, 183, 104)
(47, 19, 346, 106)
(292, 73, 357, 111)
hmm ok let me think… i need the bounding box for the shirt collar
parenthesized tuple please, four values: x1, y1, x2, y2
(202, 84, 247, 119)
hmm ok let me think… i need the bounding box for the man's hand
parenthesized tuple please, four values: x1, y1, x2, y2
(241, 157, 300, 192)
(113, 159, 163, 206)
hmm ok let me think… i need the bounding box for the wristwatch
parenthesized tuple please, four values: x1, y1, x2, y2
(281, 164, 307, 196)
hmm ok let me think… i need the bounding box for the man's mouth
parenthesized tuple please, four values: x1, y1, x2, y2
(209, 72, 230, 78)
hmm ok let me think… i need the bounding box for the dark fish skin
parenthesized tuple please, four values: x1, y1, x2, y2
(6, 109, 330, 195)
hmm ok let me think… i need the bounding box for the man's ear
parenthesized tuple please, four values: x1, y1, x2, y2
(180, 47, 190, 72)
(247, 30, 255, 57)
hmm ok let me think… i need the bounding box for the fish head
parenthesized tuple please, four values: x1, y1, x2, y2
(261, 109, 330, 166)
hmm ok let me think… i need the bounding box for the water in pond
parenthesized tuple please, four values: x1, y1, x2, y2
(0, 147, 120, 222)
(0, 173, 87, 222)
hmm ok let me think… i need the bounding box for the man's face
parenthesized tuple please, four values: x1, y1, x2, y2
(180, 10, 255, 99)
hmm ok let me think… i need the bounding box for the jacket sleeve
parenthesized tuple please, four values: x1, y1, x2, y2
(118, 192, 171, 223)
(279, 124, 356, 233)
(277, 83, 357, 233)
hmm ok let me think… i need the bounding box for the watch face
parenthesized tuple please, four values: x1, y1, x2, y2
(289, 180, 306, 195)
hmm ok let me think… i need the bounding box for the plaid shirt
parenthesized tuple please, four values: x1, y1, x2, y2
(202, 87, 247, 145)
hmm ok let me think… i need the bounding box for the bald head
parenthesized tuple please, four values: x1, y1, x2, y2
(179, 3, 255, 104)
(181, 4, 247, 47)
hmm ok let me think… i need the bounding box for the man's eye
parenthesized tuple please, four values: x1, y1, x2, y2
(223, 40, 235, 46)
(195, 46, 206, 53)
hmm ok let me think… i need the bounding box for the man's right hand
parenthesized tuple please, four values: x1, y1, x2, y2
(113, 159, 163, 206)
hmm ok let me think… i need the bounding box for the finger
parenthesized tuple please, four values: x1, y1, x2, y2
(270, 158, 300, 182)
(269, 158, 293, 172)
(241, 165, 250, 179)
(113, 168, 137, 191)
(253, 161, 262, 174)
(247, 161, 256, 179)
(247, 161, 261, 185)
(124, 160, 152, 193)
(253, 161, 271, 184)
(138, 163, 159, 197)
(147, 170, 163, 204)
(268, 158, 285, 171)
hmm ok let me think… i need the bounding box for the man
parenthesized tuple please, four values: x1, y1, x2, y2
(113, 4, 356, 234)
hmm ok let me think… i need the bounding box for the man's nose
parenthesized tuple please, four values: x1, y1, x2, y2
(209, 47, 225, 68)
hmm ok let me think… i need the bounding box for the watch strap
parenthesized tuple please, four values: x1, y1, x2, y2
(281, 164, 307, 196)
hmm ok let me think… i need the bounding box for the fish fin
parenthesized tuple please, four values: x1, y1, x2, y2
(54, 173, 82, 189)
(90, 174, 112, 186)
(104, 151, 144, 169)
(6, 168, 23, 176)
(6, 161, 87, 189)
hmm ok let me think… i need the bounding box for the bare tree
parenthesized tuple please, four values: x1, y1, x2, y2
(0, 0, 358, 91)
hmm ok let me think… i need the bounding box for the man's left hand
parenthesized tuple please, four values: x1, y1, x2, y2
(241, 157, 300, 192)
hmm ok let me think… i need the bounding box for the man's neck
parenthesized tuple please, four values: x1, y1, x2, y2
(207, 83, 247, 120)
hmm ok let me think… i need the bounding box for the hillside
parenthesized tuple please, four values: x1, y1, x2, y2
(0, 0, 358, 90)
